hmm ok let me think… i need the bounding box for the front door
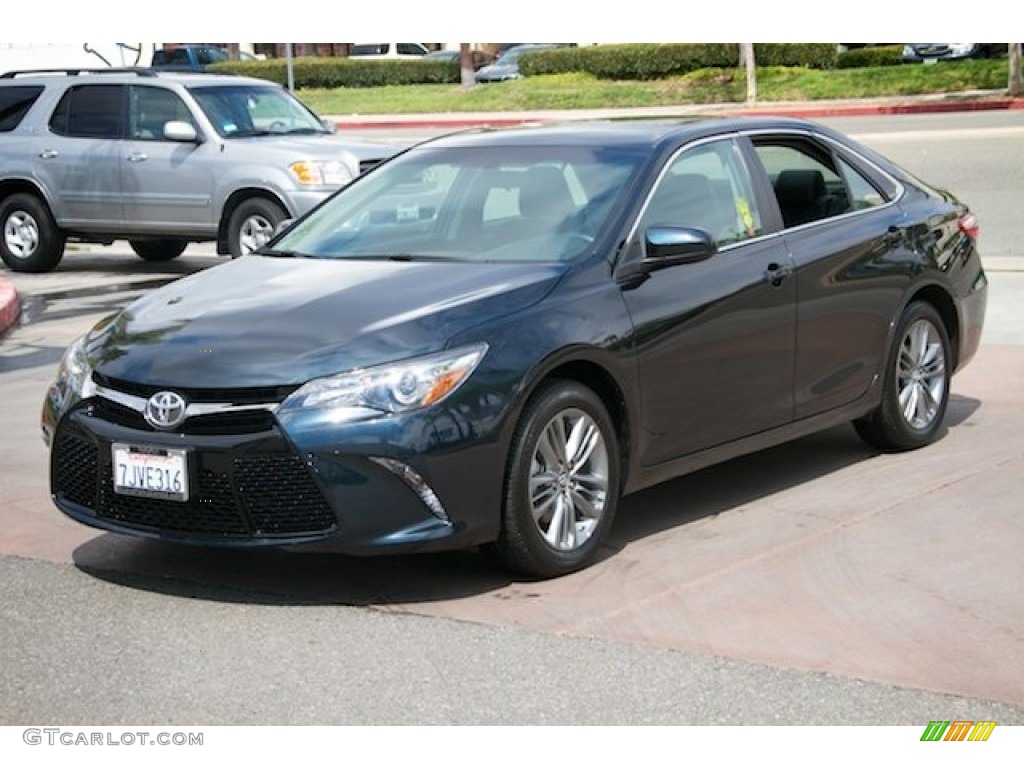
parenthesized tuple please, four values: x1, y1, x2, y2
(619, 137, 796, 466)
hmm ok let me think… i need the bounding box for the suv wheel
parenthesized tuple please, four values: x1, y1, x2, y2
(228, 198, 285, 258)
(130, 239, 189, 262)
(0, 193, 66, 272)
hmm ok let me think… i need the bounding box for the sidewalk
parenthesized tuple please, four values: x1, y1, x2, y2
(3, 89, 1023, 338)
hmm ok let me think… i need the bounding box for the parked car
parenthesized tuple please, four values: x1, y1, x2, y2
(901, 43, 1009, 62)
(348, 43, 429, 59)
(474, 44, 560, 82)
(0, 68, 396, 272)
(43, 117, 987, 578)
(151, 45, 232, 72)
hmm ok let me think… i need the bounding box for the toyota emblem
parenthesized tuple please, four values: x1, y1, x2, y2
(144, 390, 188, 430)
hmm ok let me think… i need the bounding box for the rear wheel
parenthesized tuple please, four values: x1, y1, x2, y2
(227, 198, 285, 258)
(855, 302, 951, 451)
(129, 239, 189, 261)
(0, 193, 65, 272)
(495, 381, 620, 578)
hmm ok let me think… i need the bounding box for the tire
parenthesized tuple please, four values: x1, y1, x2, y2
(495, 380, 621, 578)
(227, 198, 286, 258)
(129, 239, 189, 262)
(0, 193, 65, 273)
(854, 302, 951, 451)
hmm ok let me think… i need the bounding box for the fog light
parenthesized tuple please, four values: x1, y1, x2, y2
(370, 457, 449, 522)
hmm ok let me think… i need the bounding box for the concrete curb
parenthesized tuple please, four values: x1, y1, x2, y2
(334, 94, 1024, 130)
(0, 275, 20, 337)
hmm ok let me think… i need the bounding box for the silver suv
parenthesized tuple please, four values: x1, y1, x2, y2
(0, 68, 396, 272)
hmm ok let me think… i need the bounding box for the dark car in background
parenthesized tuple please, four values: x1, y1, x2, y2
(474, 44, 562, 82)
(902, 43, 1010, 62)
(43, 117, 987, 578)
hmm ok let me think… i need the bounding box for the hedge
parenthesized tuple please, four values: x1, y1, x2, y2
(837, 45, 905, 68)
(521, 43, 838, 80)
(208, 57, 459, 88)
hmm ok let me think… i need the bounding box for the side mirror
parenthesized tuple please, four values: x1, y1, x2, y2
(616, 227, 717, 286)
(321, 118, 338, 134)
(164, 121, 200, 143)
(645, 226, 717, 263)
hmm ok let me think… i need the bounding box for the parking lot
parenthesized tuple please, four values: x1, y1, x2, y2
(1, 110, 1022, 724)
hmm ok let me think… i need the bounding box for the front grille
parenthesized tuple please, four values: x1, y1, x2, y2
(55, 432, 98, 509)
(92, 373, 298, 405)
(236, 455, 337, 534)
(52, 424, 338, 539)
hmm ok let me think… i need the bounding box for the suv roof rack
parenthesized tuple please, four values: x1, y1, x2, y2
(0, 67, 157, 79)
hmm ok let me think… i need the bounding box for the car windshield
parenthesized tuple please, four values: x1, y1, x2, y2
(273, 145, 644, 263)
(188, 84, 327, 138)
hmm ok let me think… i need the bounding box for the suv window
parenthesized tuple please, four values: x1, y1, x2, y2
(640, 138, 763, 246)
(49, 84, 124, 139)
(128, 85, 193, 140)
(0, 85, 44, 132)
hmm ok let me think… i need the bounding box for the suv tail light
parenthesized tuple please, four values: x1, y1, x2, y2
(958, 212, 979, 241)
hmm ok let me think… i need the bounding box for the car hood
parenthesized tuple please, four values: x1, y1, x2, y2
(233, 133, 398, 163)
(88, 256, 565, 389)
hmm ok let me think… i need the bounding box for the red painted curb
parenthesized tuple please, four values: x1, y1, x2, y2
(0, 275, 21, 336)
(335, 97, 1024, 130)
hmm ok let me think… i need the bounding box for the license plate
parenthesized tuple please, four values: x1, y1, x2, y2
(112, 443, 189, 501)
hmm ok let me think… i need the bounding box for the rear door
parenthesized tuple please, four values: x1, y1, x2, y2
(40, 83, 125, 229)
(746, 132, 911, 419)
(619, 136, 796, 466)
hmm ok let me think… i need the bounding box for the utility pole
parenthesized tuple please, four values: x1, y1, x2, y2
(1009, 43, 1022, 97)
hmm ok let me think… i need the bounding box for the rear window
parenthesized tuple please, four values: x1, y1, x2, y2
(0, 85, 44, 131)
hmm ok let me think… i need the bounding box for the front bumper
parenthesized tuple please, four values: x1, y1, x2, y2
(49, 393, 504, 554)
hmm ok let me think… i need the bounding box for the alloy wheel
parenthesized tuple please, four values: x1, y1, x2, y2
(897, 318, 947, 430)
(528, 407, 610, 551)
(4, 210, 40, 260)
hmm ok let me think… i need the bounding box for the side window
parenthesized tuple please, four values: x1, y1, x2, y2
(397, 44, 423, 56)
(0, 85, 44, 132)
(640, 138, 763, 247)
(754, 141, 865, 228)
(837, 156, 886, 211)
(49, 85, 123, 139)
(128, 86, 193, 140)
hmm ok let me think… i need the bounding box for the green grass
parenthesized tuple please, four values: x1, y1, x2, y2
(299, 60, 1012, 115)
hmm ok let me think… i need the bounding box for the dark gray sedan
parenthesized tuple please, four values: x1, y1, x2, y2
(43, 117, 987, 578)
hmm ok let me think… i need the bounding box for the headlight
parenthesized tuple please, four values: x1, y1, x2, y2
(44, 334, 96, 439)
(280, 343, 488, 421)
(289, 160, 353, 187)
(949, 44, 974, 57)
(54, 335, 96, 403)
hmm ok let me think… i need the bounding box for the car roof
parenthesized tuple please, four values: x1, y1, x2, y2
(421, 116, 835, 151)
(0, 69, 274, 88)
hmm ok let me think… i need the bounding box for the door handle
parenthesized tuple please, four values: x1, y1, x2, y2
(39, 149, 59, 159)
(763, 262, 792, 287)
(126, 152, 148, 163)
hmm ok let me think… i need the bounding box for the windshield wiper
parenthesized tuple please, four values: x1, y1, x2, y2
(252, 247, 310, 259)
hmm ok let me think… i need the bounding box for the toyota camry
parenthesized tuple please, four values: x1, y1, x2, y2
(42, 117, 988, 577)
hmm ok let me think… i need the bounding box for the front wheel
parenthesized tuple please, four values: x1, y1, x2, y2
(855, 302, 951, 451)
(0, 193, 66, 272)
(130, 239, 188, 261)
(495, 381, 620, 578)
(227, 198, 286, 258)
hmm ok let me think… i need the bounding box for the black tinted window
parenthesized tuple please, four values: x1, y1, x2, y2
(0, 85, 44, 131)
(49, 85, 123, 138)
